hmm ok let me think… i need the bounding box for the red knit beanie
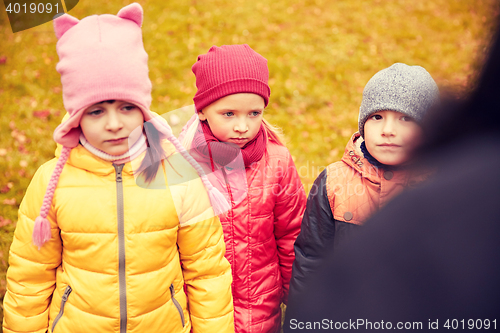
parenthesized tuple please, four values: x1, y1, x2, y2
(192, 44, 271, 112)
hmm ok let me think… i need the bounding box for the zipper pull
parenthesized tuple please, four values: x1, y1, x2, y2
(113, 164, 124, 182)
(62, 285, 72, 301)
(169, 284, 175, 296)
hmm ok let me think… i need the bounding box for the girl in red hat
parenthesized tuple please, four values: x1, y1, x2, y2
(179, 44, 307, 333)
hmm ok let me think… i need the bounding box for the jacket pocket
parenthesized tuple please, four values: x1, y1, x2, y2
(170, 284, 185, 327)
(52, 285, 73, 332)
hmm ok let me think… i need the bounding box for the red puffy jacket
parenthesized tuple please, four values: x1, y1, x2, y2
(180, 116, 306, 332)
(220, 141, 305, 333)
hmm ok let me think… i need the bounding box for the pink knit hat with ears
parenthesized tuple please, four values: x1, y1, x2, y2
(192, 44, 271, 112)
(52, 2, 172, 147)
(33, 3, 229, 248)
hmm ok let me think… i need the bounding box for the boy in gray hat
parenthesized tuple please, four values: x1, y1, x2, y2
(289, 63, 439, 296)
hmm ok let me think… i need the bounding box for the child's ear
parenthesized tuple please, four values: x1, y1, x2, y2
(197, 110, 207, 121)
(53, 14, 79, 39)
(117, 2, 143, 27)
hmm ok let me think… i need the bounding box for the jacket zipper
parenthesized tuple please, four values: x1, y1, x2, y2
(51, 285, 73, 332)
(220, 168, 234, 207)
(114, 163, 128, 333)
(170, 284, 185, 327)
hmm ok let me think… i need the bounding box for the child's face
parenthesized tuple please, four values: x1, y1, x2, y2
(198, 93, 265, 148)
(363, 110, 423, 166)
(80, 100, 144, 156)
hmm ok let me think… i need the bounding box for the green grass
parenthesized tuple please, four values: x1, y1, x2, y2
(0, 0, 499, 328)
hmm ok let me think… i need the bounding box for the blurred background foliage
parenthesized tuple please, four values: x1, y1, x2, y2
(0, 0, 499, 326)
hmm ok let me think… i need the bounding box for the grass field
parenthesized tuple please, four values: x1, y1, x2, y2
(0, 0, 499, 328)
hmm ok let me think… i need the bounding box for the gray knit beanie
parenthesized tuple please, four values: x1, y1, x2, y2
(358, 63, 439, 138)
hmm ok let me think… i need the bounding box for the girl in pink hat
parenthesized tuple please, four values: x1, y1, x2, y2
(2, 4, 234, 333)
(179, 44, 307, 333)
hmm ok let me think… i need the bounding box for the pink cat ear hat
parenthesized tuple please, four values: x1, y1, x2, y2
(53, 3, 171, 147)
(33, 3, 229, 248)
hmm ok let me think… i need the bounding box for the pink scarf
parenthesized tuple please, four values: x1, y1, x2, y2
(191, 120, 267, 170)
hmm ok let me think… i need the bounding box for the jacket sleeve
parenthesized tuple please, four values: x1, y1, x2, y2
(174, 174, 234, 333)
(273, 151, 307, 305)
(288, 169, 336, 300)
(3, 162, 63, 333)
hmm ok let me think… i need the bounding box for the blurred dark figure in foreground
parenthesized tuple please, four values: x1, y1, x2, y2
(284, 29, 500, 332)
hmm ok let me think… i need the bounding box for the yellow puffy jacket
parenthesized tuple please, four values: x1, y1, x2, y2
(3, 142, 234, 333)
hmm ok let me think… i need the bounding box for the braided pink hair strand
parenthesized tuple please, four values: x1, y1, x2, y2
(32, 146, 71, 248)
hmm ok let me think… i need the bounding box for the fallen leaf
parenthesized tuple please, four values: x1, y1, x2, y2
(14, 133, 27, 143)
(3, 198, 16, 206)
(33, 110, 51, 120)
(0, 56, 6, 64)
(329, 148, 340, 157)
(11, 127, 28, 146)
(0, 182, 13, 193)
(18, 144, 29, 154)
(0, 216, 12, 227)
